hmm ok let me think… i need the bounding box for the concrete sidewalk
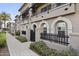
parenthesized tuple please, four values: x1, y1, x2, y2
(6, 32, 38, 56)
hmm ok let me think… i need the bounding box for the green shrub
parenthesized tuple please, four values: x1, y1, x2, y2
(15, 30, 20, 36)
(0, 39, 6, 47)
(0, 32, 6, 47)
(30, 41, 54, 56)
(16, 36, 27, 42)
(30, 41, 79, 56)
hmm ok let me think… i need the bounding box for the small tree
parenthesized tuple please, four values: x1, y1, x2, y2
(0, 12, 11, 28)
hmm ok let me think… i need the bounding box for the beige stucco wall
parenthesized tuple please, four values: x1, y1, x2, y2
(19, 3, 79, 51)
(30, 4, 79, 51)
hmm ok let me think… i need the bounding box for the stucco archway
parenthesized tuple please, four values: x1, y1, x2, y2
(51, 17, 72, 34)
(31, 23, 38, 30)
(39, 21, 49, 33)
(30, 23, 38, 41)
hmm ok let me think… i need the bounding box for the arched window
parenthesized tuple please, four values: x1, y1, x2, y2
(55, 21, 68, 35)
(43, 24, 47, 33)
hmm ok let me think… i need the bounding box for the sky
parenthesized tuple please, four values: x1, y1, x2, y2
(0, 3, 23, 21)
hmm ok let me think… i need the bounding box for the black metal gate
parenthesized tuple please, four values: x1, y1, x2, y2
(30, 29, 35, 42)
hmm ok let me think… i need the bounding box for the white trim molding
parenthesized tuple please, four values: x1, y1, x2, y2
(39, 21, 49, 33)
(70, 33, 79, 36)
(51, 17, 72, 34)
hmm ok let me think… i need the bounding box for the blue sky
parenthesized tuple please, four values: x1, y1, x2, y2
(0, 3, 23, 20)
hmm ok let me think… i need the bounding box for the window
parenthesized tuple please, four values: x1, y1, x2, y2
(56, 3, 66, 7)
(22, 31, 26, 35)
(40, 21, 69, 46)
(22, 13, 26, 19)
(41, 7, 48, 13)
(41, 4, 51, 13)
(47, 4, 51, 10)
(56, 3, 62, 7)
(55, 21, 67, 35)
(43, 24, 47, 33)
(43, 27, 47, 33)
(53, 3, 66, 8)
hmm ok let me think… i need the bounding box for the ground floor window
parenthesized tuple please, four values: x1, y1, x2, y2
(40, 20, 69, 46)
(55, 21, 68, 36)
(22, 31, 26, 35)
(43, 24, 47, 34)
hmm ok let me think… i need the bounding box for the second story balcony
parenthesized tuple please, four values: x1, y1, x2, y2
(30, 3, 75, 22)
(21, 17, 29, 24)
(21, 10, 29, 24)
(18, 3, 30, 24)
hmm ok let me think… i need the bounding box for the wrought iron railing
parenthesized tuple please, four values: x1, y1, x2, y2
(40, 33, 69, 46)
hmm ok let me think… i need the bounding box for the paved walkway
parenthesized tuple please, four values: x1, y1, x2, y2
(6, 32, 38, 56)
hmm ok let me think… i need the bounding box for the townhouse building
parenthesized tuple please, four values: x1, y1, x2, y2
(7, 22, 15, 34)
(18, 3, 79, 51)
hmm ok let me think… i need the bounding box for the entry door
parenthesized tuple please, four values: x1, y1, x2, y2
(30, 25, 36, 42)
(30, 30, 35, 41)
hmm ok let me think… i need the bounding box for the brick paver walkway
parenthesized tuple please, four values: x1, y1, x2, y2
(0, 46, 10, 56)
(6, 32, 38, 56)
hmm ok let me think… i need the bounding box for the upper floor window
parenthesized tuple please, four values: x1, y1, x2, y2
(41, 4, 51, 13)
(56, 3, 63, 7)
(41, 6, 48, 13)
(22, 13, 26, 19)
(47, 4, 52, 10)
(53, 3, 66, 8)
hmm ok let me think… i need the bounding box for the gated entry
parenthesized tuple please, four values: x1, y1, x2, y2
(30, 25, 36, 42)
(30, 30, 35, 41)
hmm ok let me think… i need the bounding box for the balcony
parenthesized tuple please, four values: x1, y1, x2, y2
(30, 4, 75, 22)
(21, 19, 29, 25)
(21, 9, 29, 24)
(40, 33, 69, 46)
(21, 16, 29, 24)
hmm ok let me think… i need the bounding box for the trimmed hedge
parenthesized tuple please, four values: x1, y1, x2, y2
(15, 30, 20, 36)
(16, 36, 27, 43)
(30, 41, 79, 56)
(0, 32, 6, 47)
(30, 41, 56, 56)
